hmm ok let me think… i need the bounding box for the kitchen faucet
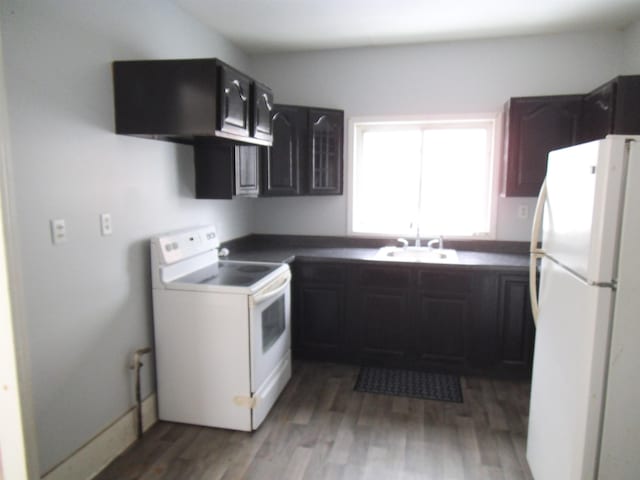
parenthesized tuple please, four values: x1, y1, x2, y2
(410, 221, 421, 247)
(396, 238, 409, 250)
(428, 235, 444, 250)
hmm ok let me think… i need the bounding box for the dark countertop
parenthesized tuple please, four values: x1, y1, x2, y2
(224, 242, 530, 272)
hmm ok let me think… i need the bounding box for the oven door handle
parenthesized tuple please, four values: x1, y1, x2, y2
(250, 270, 291, 306)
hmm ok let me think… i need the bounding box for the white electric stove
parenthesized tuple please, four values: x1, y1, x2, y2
(150, 225, 292, 431)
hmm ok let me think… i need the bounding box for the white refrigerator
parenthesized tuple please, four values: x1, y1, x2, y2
(527, 135, 640, 479)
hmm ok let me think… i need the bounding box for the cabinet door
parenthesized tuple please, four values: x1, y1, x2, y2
(354, 266, 411, 364)
(194, 139, 234, 199)
(235, 146, 260, 197)
(293, 263, 347, 361)
(218, 63, 251, 137)
(414, 294, 468, 363)
(503, 95, 582, 197)
(580, 76, 640, 142)
(308, 108, 344, 194)
(613, 76, 640, 135)
(357, 289, 410, 363)
(413, 271, 472, 366)
(579, 81, 615, 143)
(296, 285, 345, 359)
(113, 59, 219, 139)
(252, 82, 274, 142)
(498, 275, 535, 374)
(261, 105, 305, 196)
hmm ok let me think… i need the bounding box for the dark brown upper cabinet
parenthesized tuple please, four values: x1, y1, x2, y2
(502, 75, 640, 198)
(261, 104, 344, 196)
(251, 81, 274, 143)
(235, 145, 260, 197)
(502, 95, 583, 197)
(579, 76, 640, 143)
(194, 140, 259, 199)
(112, 58, 273, 147)
(261, 105, 305, 196)
(218, 63, 251, 138)
(308, 108, 344, 195)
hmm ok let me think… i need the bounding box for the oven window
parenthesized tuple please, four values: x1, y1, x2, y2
(262, 295, 285, 353)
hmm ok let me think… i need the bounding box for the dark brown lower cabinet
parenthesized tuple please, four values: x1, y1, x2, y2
(413, 270, 473, 371)
(296, 286, 343, 356)
(291, 260, 535, 378)
(356, 288, 411, 365)
(352, 265, 411, 365)
(292, 262, 348, 361)
(497, 274, 536, 375)
(415, 292, 468, 363)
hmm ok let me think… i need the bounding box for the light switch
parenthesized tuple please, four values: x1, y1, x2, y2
(50, 219, 67, 244)
(100, 213, 112, 236)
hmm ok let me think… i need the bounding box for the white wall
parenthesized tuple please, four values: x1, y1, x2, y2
(250, 30, 624, 240)
(622, 21, 640, 73)
(0, 0, 254, 474)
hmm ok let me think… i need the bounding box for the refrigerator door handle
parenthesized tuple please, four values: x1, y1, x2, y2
(529, 179, 547, 326)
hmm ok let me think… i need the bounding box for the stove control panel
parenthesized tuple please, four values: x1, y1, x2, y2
(153, 225, 220, 265)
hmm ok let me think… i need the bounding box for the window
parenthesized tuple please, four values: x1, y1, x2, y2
(350, 116, 497, 238)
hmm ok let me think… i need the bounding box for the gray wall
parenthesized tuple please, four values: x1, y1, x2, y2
(250, 30, 627, 240)
(0, 0, 254, 474)
(622, 21, 640, 73)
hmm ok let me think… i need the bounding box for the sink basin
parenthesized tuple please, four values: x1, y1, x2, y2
(376, 246, 458, 263)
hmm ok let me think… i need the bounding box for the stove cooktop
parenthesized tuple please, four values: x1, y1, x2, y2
(173, 260, 283, 288)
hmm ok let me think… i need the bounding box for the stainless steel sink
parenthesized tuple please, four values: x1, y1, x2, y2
(376, 246, 458, 263)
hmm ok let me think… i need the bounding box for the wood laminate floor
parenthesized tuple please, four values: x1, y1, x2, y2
(95, 362, 533, 480)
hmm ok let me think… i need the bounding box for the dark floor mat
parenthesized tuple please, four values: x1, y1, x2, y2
(354, 366, 463, 403)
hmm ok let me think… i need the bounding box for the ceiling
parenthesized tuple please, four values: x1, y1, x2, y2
(175, 0, 640, 54)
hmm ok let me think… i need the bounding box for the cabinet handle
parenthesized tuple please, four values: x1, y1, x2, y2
(262, 93, 273, 111)
(313, 115, 328, 127)
(232, 79, 248, 102)
(595, 100, 610, 111)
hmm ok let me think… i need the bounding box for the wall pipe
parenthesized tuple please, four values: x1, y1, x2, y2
(130, 347, 152, 439)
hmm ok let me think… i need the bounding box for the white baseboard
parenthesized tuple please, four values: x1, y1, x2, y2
(42, 394, 157, 480)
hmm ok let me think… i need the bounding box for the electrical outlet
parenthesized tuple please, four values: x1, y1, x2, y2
(100, 213, 112, 236)
(518, 205, 529, 219)
(50, 219, 67, 244)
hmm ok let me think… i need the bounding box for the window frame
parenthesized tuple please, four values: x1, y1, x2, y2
(347, 113, 500, 240)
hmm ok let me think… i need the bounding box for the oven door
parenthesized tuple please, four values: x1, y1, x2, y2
(249, 269, 292, 392)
